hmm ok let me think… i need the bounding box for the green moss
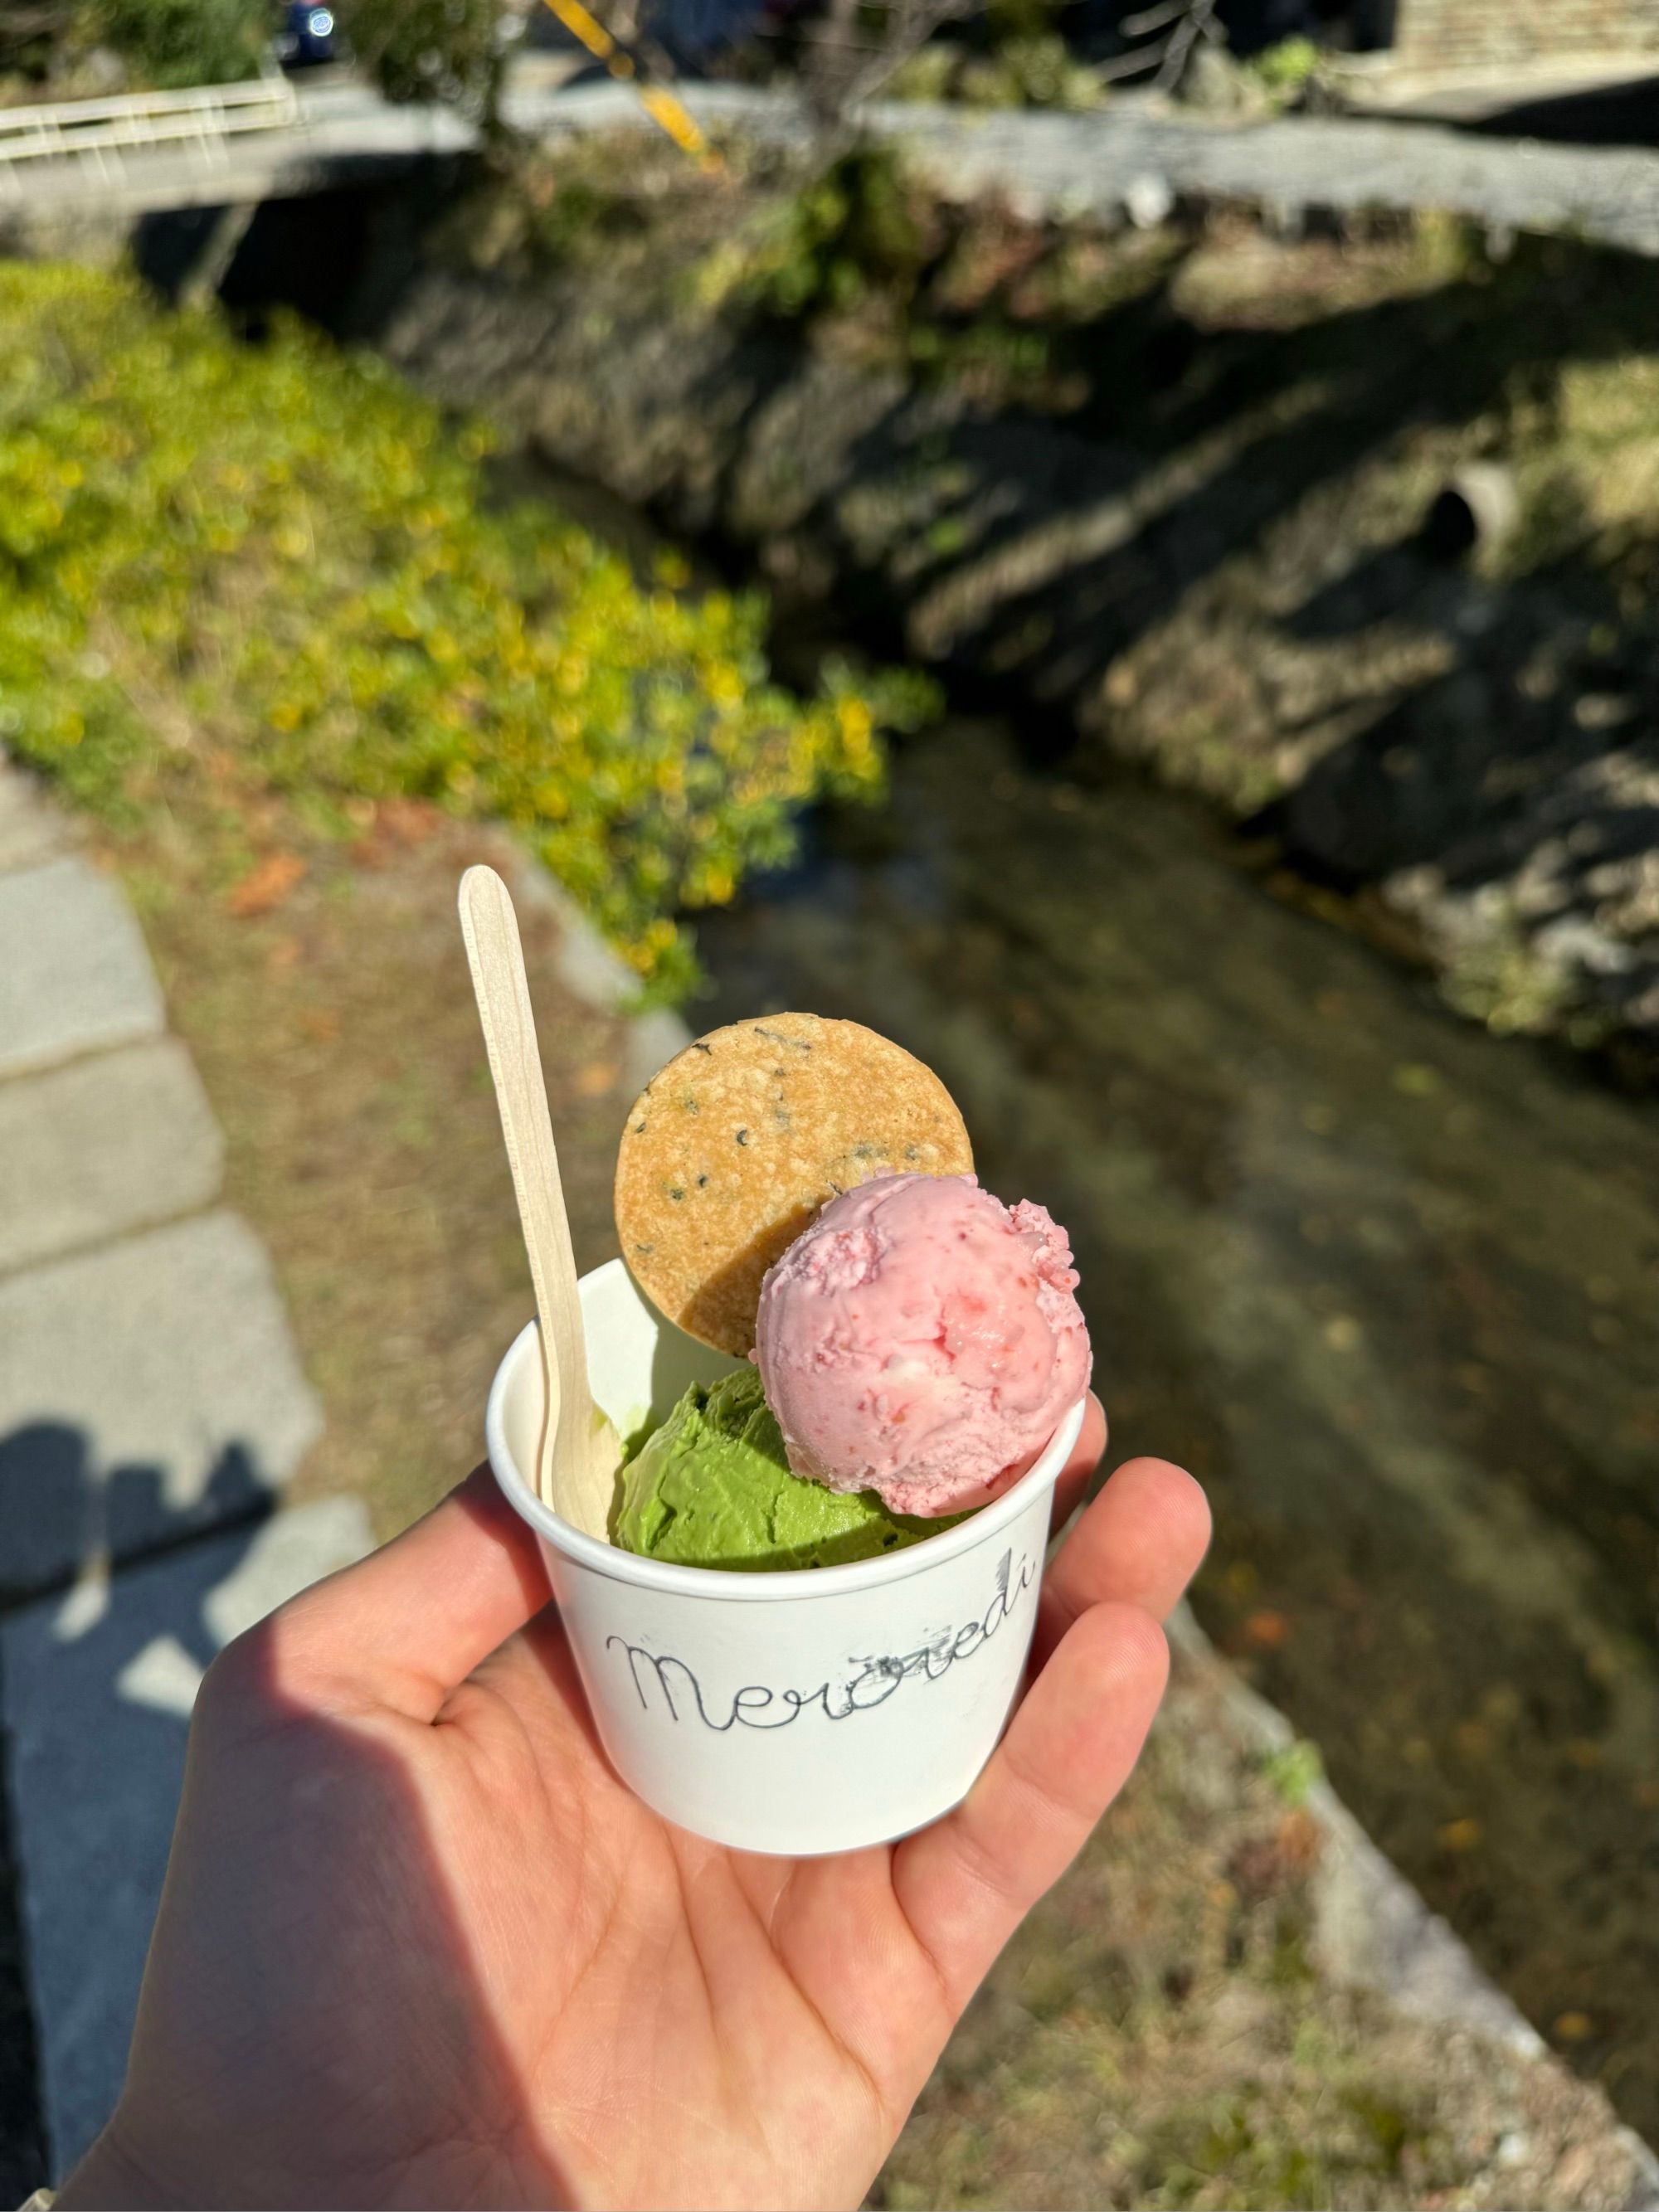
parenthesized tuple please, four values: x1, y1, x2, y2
(1410, 209, 1493, 288)
(1440, 921, 1578, 1038)
(1244, 36, 1321, 99)
(1261, 1739, 1324, 1809)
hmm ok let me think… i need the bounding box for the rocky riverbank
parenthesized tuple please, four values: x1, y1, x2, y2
(372, 137, 1659, 1079)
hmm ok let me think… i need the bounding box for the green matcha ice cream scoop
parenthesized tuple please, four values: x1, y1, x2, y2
(611, 1366, 961, 1572)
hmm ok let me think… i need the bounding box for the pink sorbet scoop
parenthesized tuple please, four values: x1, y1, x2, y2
(752, 1172, 1092, 1518)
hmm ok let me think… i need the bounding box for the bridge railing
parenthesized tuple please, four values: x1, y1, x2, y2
(0, 76, 304, 192)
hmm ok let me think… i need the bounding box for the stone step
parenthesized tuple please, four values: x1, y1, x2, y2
(0, 1212, 324, 1597)
(0, 1040, 223, 1279)
(0, 1495, 375, 2176)
(0, 858, 165, 1082)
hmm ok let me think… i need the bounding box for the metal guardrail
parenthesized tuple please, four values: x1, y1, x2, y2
(0, 76, 304, 194)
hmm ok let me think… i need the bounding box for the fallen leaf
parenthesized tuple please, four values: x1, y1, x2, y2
(379, 797, 443, 844)
(1243, 1609, 1292, 1650)
(1229, 1811, 1321, 1899)
(299, 1009, 341, 1042)
(1438, 1816, 1482, 1852)
(228, 852, 306, 918)
(1277, 1807, 1323, 1874)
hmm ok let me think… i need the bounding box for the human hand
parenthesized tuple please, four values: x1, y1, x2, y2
(59, 1397, 1208, 2211)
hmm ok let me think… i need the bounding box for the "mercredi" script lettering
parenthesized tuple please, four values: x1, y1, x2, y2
(606, 1548, 1037, 1732)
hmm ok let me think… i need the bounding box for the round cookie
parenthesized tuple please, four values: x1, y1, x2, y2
(615, 1013, 973, 1354)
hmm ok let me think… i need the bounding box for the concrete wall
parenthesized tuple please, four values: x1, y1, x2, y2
(1395, 0, 1659, 66)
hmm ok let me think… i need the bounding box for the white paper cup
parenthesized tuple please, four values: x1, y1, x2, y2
(486, 1257, 1085, 1856)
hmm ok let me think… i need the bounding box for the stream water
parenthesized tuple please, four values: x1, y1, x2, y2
(517, 444, 1659, 2126)
(693, 711, 1659, 2134)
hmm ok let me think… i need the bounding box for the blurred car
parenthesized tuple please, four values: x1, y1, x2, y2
(275, 2, 342, 67)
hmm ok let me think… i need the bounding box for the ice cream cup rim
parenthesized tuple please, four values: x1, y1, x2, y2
(486, 1311, 1087, 1602)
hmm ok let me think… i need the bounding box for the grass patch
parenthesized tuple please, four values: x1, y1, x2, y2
(0, 260, 933, 999)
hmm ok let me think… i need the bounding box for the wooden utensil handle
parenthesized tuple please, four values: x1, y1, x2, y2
(459, 865, 596, 1491)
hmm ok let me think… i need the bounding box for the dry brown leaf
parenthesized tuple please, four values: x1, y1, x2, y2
(1243, 1608, 1292, 1650)
(228, 852, 306, 918)
(378, 797, 443, 845)
(1438, 1816, 1482, 1852)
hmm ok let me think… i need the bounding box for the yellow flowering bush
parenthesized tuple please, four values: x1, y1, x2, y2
(0, 263, 932, 994)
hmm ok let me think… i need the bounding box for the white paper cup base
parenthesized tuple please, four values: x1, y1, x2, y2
(486, 1259, 1085, 1857)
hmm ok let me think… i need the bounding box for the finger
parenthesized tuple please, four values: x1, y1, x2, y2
(1034, 1456, 1209, 1670)
(893, 1602, 1168, 2008)
(1047, 1392, 1107, 1541)
(264, 1465, 548, 1720)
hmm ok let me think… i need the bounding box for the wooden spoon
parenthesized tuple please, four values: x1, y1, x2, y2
(459, 864, 620, 1540)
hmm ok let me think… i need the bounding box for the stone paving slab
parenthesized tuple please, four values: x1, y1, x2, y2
(0, 759, 71, 878)
(0, 1040, 223, 1279)
(0, 1495, 375, 2176)
(0, 858, 165, 1083)
(0, 1211, 324, 1596)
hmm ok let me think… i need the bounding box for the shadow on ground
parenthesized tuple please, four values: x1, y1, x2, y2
(1457, 75, 1659, 148)
(0, 1424, 285, 2190)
